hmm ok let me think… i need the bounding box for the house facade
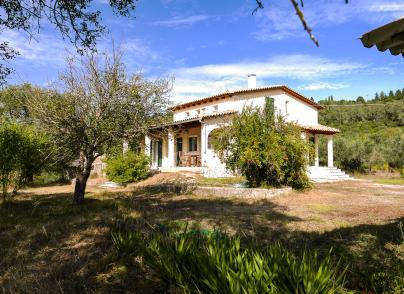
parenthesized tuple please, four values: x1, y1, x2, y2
(145, 75, 342, 179)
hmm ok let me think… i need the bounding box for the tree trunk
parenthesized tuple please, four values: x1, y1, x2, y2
(73, 154, 94, 204)
(73, 172, 90, 204)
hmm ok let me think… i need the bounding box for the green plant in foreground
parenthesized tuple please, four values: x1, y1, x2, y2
(112, 229, 346, 293)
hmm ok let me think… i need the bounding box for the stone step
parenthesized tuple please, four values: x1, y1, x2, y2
(307, 166, 352, 182)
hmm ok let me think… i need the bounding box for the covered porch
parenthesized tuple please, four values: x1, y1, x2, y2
(300, 124, 340, 168)
(146, 119, 205, 170)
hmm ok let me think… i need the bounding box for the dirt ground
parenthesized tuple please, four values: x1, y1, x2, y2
(22, 173, 404, 235)
(2, 174, 403, 293)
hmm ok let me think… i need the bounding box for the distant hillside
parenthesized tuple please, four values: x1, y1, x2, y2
(317, 88, 404, 173)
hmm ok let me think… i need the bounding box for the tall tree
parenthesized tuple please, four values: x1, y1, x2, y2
(0, 0, 138, 83)
(29, 51, 170, 204)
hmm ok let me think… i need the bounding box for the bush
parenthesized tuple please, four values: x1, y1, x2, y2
(112, 230, 346, 293)
(105, 151, 150, 184)
(0, 123, 46, 201)
(211, 102, 312, 190)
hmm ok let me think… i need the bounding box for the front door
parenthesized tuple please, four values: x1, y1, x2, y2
(157, 140, 163, 167)
(176, 137, 183, 166)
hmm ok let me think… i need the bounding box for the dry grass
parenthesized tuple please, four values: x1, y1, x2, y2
(0, 176, 403, 293)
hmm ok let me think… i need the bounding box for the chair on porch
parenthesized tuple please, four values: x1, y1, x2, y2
(178, 151, 190, 167)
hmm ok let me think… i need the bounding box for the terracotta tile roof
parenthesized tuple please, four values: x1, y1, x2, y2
(169, 85, 322, 111)
(300, 124, 340, 134)
(150, 110, 237, 129)
(201, 110, 237, 119)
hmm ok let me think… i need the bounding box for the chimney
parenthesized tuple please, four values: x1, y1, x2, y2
(247, 74, 256, 89)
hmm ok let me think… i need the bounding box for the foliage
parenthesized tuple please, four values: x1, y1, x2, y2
(0, 0, 138, 83)
(105, 151, 150, 184)
(112, 229, 346, 293)
(211, 103, 312, 189)
(28, 50, 170, 203)
(0, 84, 33, 122)
(318, 88, 404, 173)
(0, 123, 46, 201)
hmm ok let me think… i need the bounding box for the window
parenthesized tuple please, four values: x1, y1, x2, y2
(196, 109, 201, 115)
(207, 129, 219, 150)
(213, 105, 218, 112)
(201, 107, 206, 114)
(188, 136, 198, 152)
(207, 134, 212, 149)
(285, 100, 289, 115)
(185, 111, 190, 117)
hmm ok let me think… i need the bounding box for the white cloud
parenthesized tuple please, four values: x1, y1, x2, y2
(120, 38, 161, 62)
(0, 30, 71, 67)
(169, 54, 366, 102)
(368, 2, 404, 12)
(298, 82, 349, 91)
(253, 0, 404, 42)
(0, 30, 162, 77)
(148, 15, 209, 27)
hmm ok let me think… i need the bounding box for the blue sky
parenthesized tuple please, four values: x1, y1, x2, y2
(2, 0, 404, 104)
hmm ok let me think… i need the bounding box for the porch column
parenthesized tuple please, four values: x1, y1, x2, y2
(327, 135, 334, 167)
(144, 135, 151, 157)
(200, 122, 206, 166)
(122, 139, 129, 154)
(314, 134, 319, 167)
(301, 132, 309, 163)
(167, 129, 175, 167)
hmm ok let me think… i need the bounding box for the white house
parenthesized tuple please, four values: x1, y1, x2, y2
(145, 75, 349, 181)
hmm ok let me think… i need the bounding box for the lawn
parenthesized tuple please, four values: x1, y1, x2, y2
(354, 173, 404, 185)
(0, 177, 403, 293)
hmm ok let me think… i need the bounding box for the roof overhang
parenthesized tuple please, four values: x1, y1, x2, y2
(148, 110, 236, 130)
(300, 124, 340, 135)
(360, 18, 404, 57)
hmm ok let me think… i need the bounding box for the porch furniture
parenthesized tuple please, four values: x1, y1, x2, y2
(178, 151, 190, 167)
(187, 152, 201, 167)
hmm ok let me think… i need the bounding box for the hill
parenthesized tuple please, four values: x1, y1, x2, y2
(317, 89, 404, 173)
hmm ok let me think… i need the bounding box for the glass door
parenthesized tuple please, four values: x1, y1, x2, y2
(176, 137, 183, 166)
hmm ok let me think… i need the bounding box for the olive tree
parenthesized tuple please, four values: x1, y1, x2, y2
(29, 51, 170, 204)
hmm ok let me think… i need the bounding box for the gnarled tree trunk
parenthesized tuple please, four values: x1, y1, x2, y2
(73, 152, 94, 204)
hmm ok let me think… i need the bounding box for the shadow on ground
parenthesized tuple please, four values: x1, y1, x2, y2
(0, 187, 403, 293)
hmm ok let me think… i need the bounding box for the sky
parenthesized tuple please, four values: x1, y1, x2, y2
(2, 0, 404, 105)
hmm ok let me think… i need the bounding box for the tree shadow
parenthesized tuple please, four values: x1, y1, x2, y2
(1, 188, 402, 293)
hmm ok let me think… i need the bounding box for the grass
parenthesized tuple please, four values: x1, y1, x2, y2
(308, 203, 335, 213)
(0, 179, 403, 293)
(198, 176, 246, 187)
(374, 177, 404, 185)
(354, 172, 404, 185)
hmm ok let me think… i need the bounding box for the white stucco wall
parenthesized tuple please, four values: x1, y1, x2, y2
(157, 88, 320, 173)
(172, 88, 318, 125)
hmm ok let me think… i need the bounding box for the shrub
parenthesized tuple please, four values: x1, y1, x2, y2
(105, 151, 150, 184)
(211, 102, 312, 190)
(112, 230, 346, 293)
(0, 123, 46, 201)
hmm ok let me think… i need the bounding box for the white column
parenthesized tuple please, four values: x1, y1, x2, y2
(167, 129, 175, 168)
(200, 122, 206, 166)
(314, 134, 319, 167)
(301, 132, 309, 164)
(122, 139, 129, 154)
(327, 135, 334, 167)
(144, 135, 151, 157)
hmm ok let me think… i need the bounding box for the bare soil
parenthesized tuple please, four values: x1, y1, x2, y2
(1, 174, 403, 293)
